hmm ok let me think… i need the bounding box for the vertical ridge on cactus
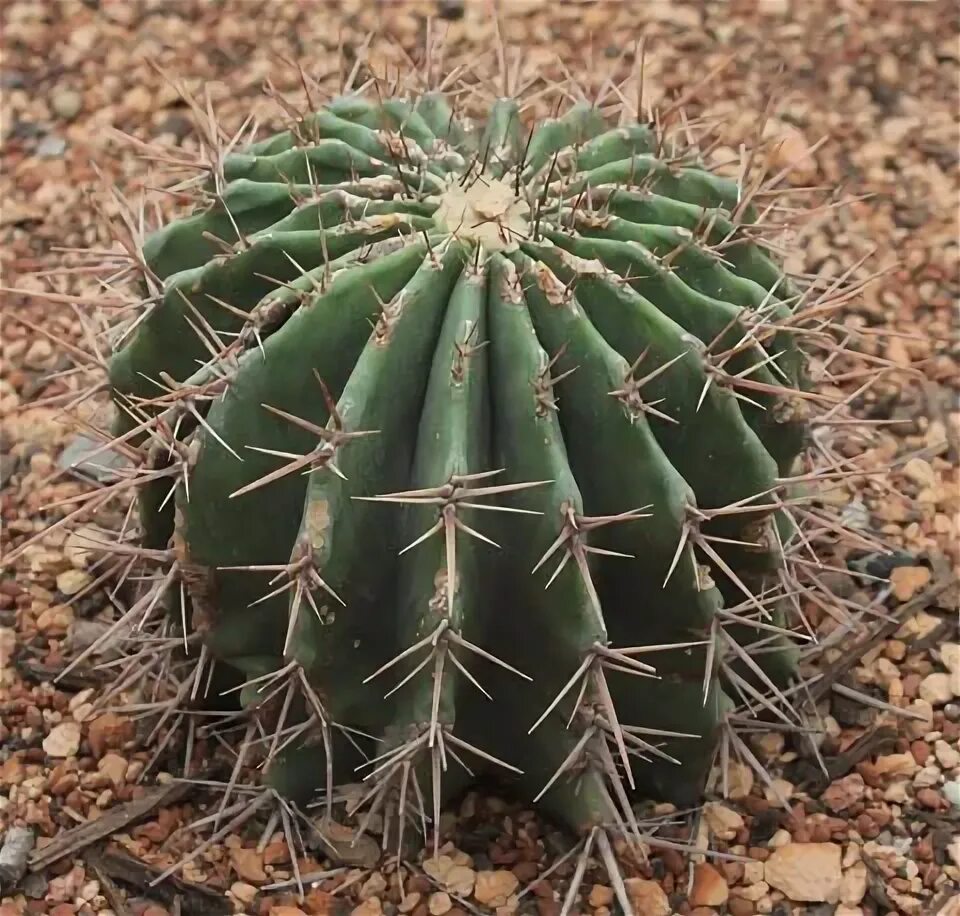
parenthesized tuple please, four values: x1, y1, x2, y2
(5, 52, 894, 906)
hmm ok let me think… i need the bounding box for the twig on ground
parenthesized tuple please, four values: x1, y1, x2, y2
(28, 780, 195, 872)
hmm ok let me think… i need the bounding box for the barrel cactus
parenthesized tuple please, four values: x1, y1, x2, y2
(52, 71, 840, 901)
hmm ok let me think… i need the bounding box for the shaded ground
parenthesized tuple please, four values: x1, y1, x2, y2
(1, 2, 958, 915)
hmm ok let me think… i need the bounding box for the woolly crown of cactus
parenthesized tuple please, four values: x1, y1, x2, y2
(4, 44, 886, 908)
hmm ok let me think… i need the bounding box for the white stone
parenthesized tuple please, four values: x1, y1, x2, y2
(752, 731, 785, 760)
(935, 739, 960, 770)
(230, 882, 258, 906)
(42, 721, 81, 758)
(64, 525, 110, 568)
(914, 765, 942, 788)
(842, 844, 862, 868)
(472, 871, 518, 908)
(942, 643, 960, 673)
(24, 338, 53, 368)
(947, 836, 960, 867)
(68, 688, 94, 712)
(888, 889, 924, 915)
(97, 753, 127, 788)
(919, 672, 956, 705)
(902, 457, 936, 487)
(768, 828, 792, 848)
(883, 779, 910, 803)
(424, 855, 475, 896)
(824, 715, 842, 738)
(51, 87, 83, 119)
(873, 657, 900, 689)
(840, 861, 868, 904)
(702, 802, 744, 841)
(428, 892, 451, 916)
(0, 627, 16, 672)
(764, 843, 842, 903)
(764, 778, 794, 805)
(896, 610, 942, 640)
(56, 568, 92, 596)
(905, 699, 935, 738)
(874, 752, 918, 777)
(725, 759, 754, 799)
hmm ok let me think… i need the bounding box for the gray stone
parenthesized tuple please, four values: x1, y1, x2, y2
(36, 134, 67, 158)
(58, 434, 132, 482)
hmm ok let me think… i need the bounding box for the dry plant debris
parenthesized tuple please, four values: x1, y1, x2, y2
(1, 2, 958, 916)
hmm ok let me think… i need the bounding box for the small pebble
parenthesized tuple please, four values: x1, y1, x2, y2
(36, 134, 67, 158)
(51, 87, 83, 119)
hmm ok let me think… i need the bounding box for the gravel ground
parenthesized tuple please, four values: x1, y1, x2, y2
(1, 2, 958, 915)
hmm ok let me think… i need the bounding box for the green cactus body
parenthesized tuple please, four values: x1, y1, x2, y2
(108, 92, 810, 845)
